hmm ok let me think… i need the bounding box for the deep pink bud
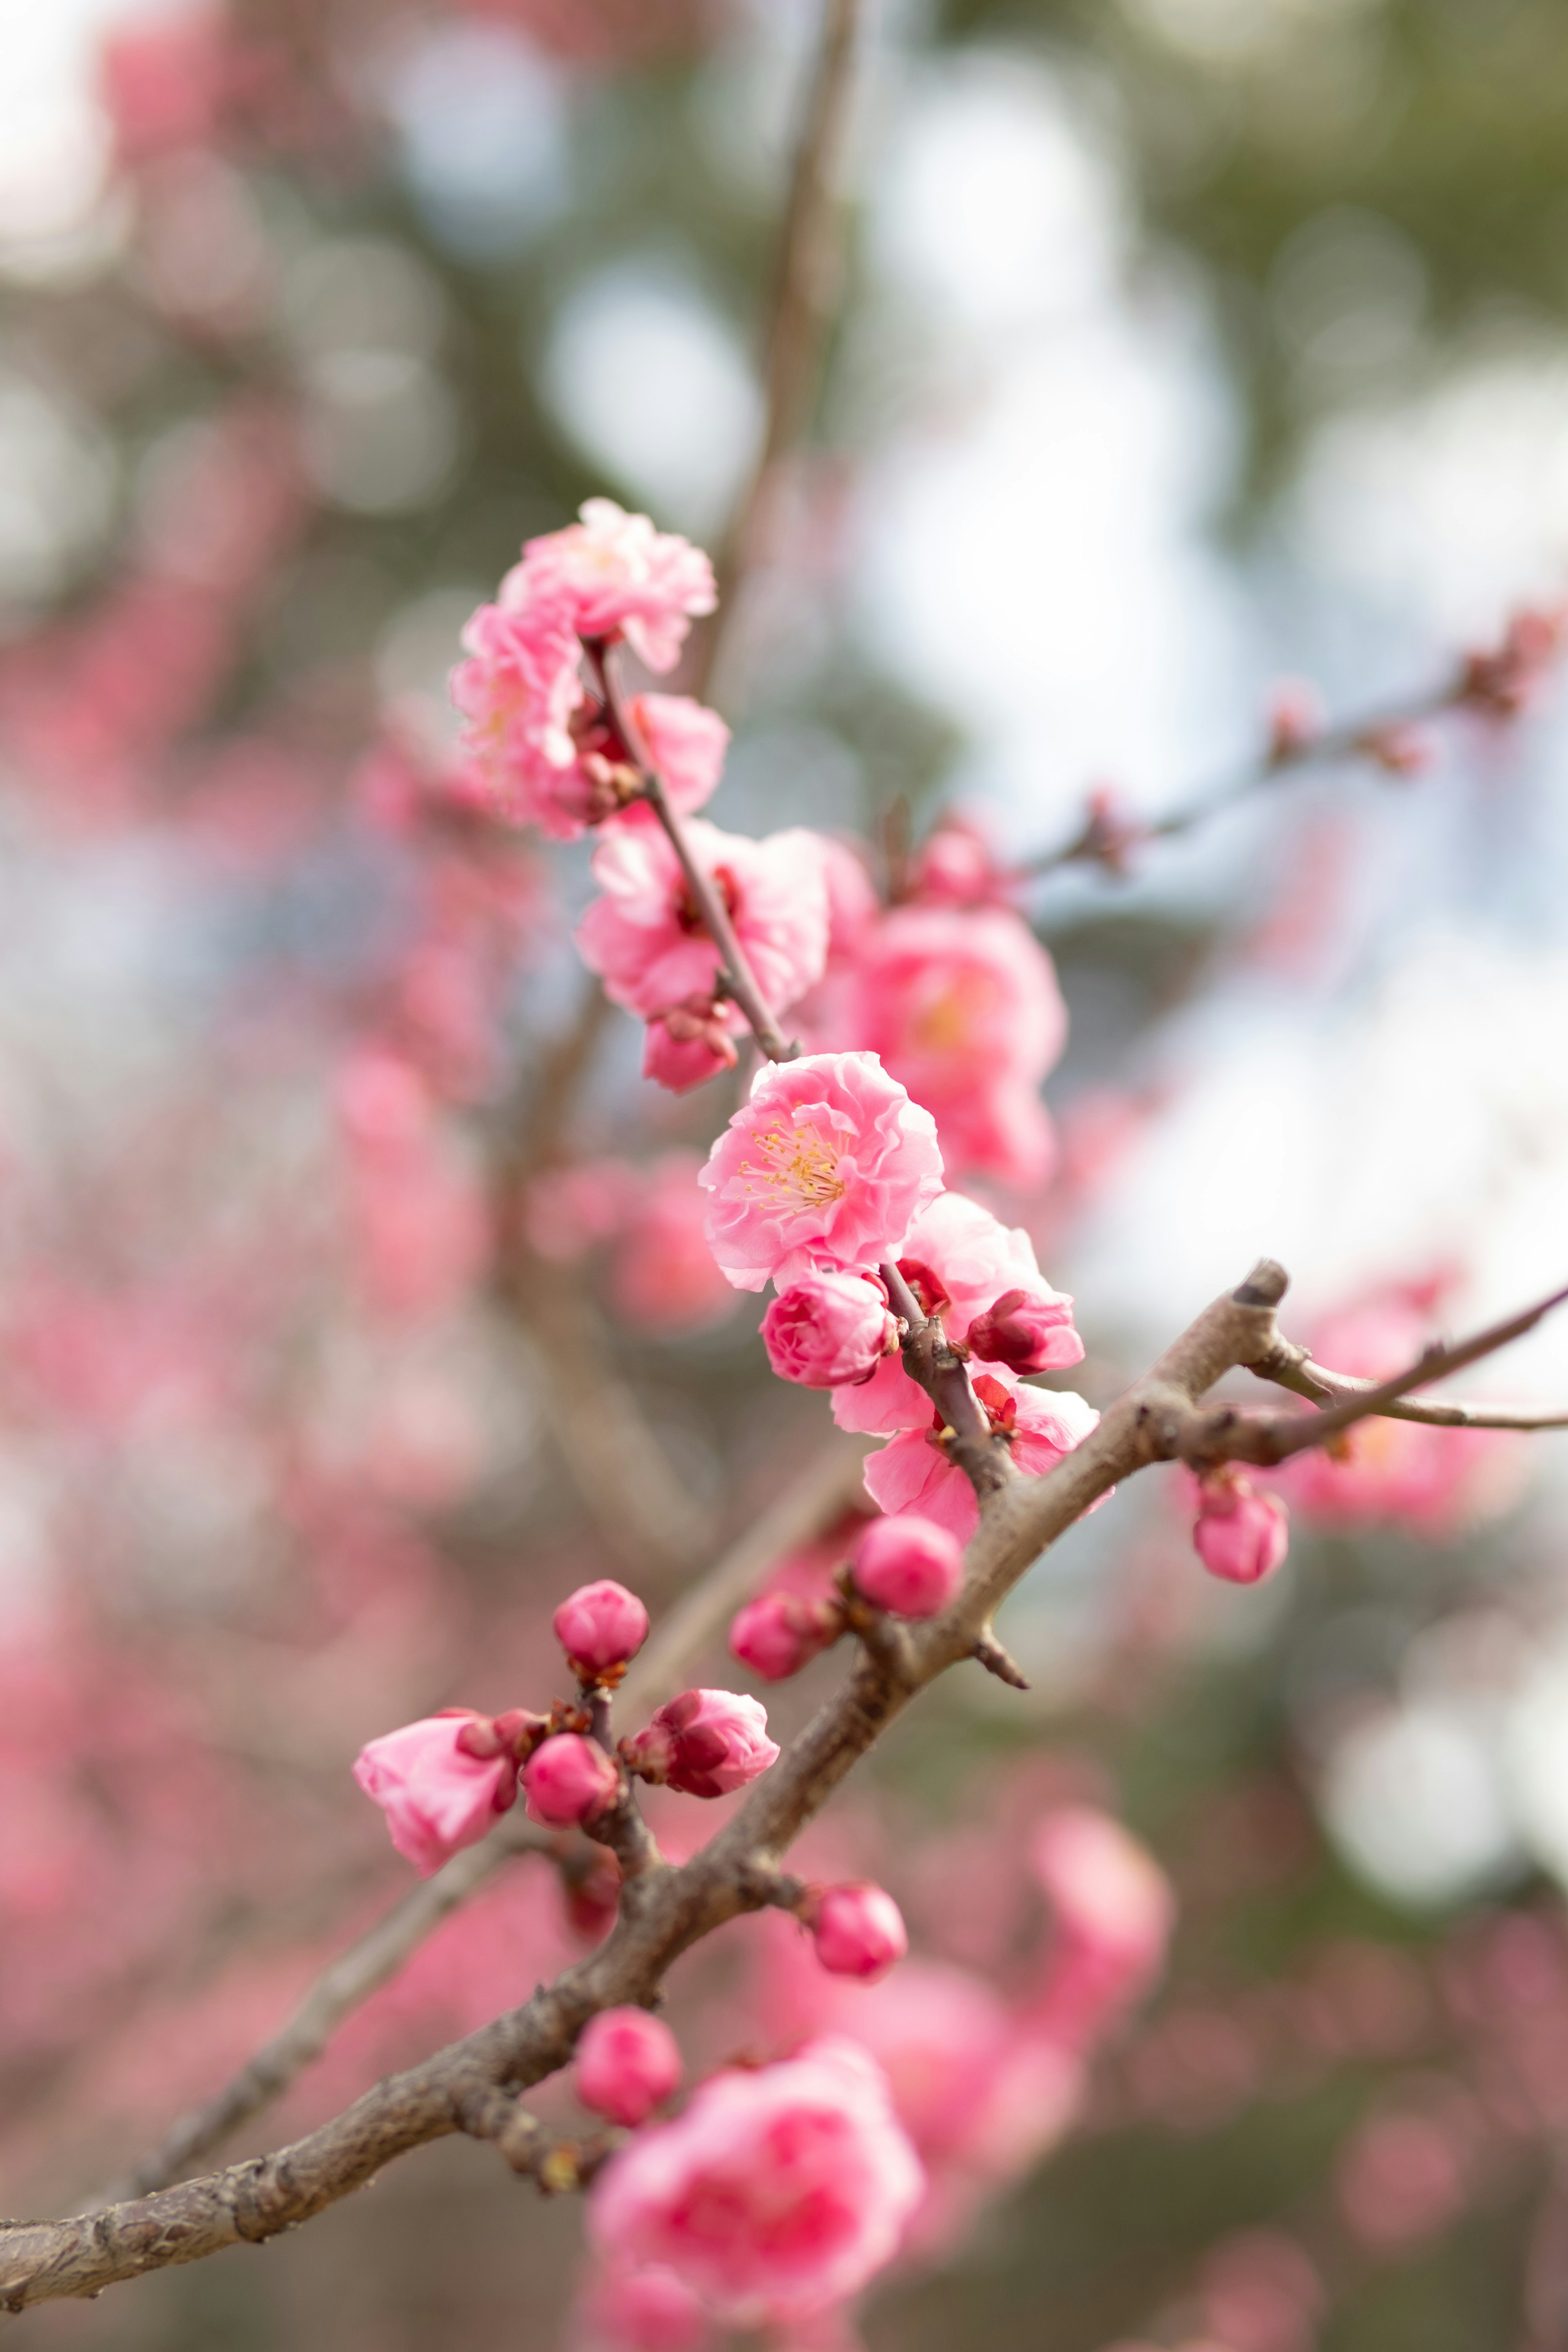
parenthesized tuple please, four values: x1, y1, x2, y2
(852, 1514, 964, 1619)
(577, 2006, 683, 2127)
(806, 1882, 908, 1981)
(643, 1002, 738, 1094)
(1192, 1471, 1290, 1586)
(554, 1578, 650, 1682)
(729, 1590, 844, 1681)
(523, 1732, 621, 1826)
(623, 1688, 780, 1798)
(353, 1712, 519, 1877)
(761, 1270, 897, 1388)
(965, 1285, 1080, 1375)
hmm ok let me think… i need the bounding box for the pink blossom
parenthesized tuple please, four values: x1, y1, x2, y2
(642, 1004, 739, 1095)
(862, 1369, 1099, 1541)
(577, 2007, 683, 2127)
(762, 1272, 897, 1389)
(555, 1581, 650, 1681)
(630, 693, 729, 815)
(504, 498, 716, 674)
(624, 1689, 779, 1798)
(577, 2262, 713, 2351)
(449, 598, 586, 835)
(906, 815, 1011, 909)
(523, 1733, 620, 1827)
(967, 1287, 1081, 1376)
(699, 1053, 944, 1295)
(1191, 1470, 1290, 1586)
(587, 2037, 924, 2325)
(1273, 1285, 1525, 1537)
(1027, 1808, 1174, 2047)
(730, 1591, 845, 1682)
(852, 1515, 964, 1619)
(577, 819, 829, 1031)
(807, 1882, 909, 1981)
(610, 1155, 738, 1334)
(352, 1712, 519, 1877)
(824, 906, 1067, 1187)
(831, 1190, 1080, 1437)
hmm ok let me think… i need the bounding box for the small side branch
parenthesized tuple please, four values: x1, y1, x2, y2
(1247, 1336, 1568, 1432)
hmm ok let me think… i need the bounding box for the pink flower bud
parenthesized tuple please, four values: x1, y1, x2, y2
(643, 1002, 738, 1095)
(965, 1285, 1081, 1375)
(523, 1732, 621, 1826)
(729, 1590, 845, 1681)
(806, 1882, 909, 1981)
(577, 2006, 684, 2127)
(623, 1689, 780, 1799)
(1192, 1471, 1289, 1586)
(761, 1270, 897, 1388)
(554, 1578, 651, 1682)
(353, 1711, 519, 1877)
(852, 1514, 964, 1619)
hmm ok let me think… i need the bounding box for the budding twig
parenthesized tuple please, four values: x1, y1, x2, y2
(880, 1258, 1011, 1502)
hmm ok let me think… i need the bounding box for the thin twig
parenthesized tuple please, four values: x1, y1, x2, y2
(1247, 1341, 1568, 1432)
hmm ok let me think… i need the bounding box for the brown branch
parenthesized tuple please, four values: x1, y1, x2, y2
(111, 1438, 869, 2200)
(1247, 1339, 1568, 1432)
(0, 1261, 1298, 2312)
(879, 1259, 1011, 1501)
(689, 0, 862, 708)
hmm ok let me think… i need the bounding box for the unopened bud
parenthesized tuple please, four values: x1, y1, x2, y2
(730, 1590, 845, 1681)
(853, 1514, 964, 1619)
(576, 2006, 683, 2127)
(643, 998, 738, 1095)
(522, 1733, 621, 1827)
(554, 1579, 650, 1684)
(804, 1882, 908, 1981)
(622, 1689, 780, 1799)
(1192, 1469, 1289, 1586)
(761, 1271, 897, 1388)
(966, 1285, 1080, 1374)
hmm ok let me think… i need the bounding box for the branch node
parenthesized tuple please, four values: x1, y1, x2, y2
(971, 1631, 1030, 1690)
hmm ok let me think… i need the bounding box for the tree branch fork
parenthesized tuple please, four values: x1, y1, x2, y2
(5, 1256, 1566, 2313)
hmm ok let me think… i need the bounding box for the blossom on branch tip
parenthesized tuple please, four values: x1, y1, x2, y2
(863, 1369, 1099, 1542)
(730, 1590, 845, 1681)
(852, 1514, 964, 1619)
(505, 497, 715, 675)
(587, 2037, 924, 2325)
(762, 1270, 898, 1388)
(352, 1711, 523, 1877)
(806, 1882, 909, 1981)
(699, 1052, 944, 1295)
(555, 1580, 650, 1684)
(622, 1689, 779, 1798)
(1191, 1469, 1289, 1586)
(523, 1733, 621, 1827)
(577, 2007, 683, 2128)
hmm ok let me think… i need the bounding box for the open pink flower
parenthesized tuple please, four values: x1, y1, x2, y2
(863, 1369, 1098, 1541)
(587, 2037, 924, 2326)
(700, 1053, 944, 1295)
(630, 693, 729, 814)
(503, 498, 716, 674)
(762, 1271, 897, 1388)
(576, 819, 830, 1029)
(827, 906, 1067, 1188)
(833, 1191, 1080, 1437)
(353, 1712, 519, 1877)
(449, 598, 584, 834)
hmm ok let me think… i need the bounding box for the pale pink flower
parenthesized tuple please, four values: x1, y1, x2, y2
(450, 599, 585, 835)
(1191, 1470, 1290, 1586)
(851, 1515, 964, 1619)
(353, 1712, 519, 1877)
(610, 1154, 738, 1334)
(630, 693, 729, 814)
(504, 498, 716, 673)
(762, 1271, 898, 1388)
(1027, 1808, 1174, 2047)
(831, 1190, 1080, 1437)
(730, 1590, 845, 1682)
(523, 1733, 620, 1827)
(577, 2007, 683, 2128)
(699, 1053, 944, 1295)
(623, 1689, 779, 1799)
(807, 1882, 909, 1981)
(587, 2037, 924, 2325)
(555, 1580, 650, 1681)
(826, 906, 1067, 1187)
(862, 1369, 1098, 1541)
(576, 819, 830, 1028)
(1273, 1285, 1525, 1537)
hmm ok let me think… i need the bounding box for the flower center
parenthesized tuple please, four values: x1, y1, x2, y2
(736, 1119, 846, 1216)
